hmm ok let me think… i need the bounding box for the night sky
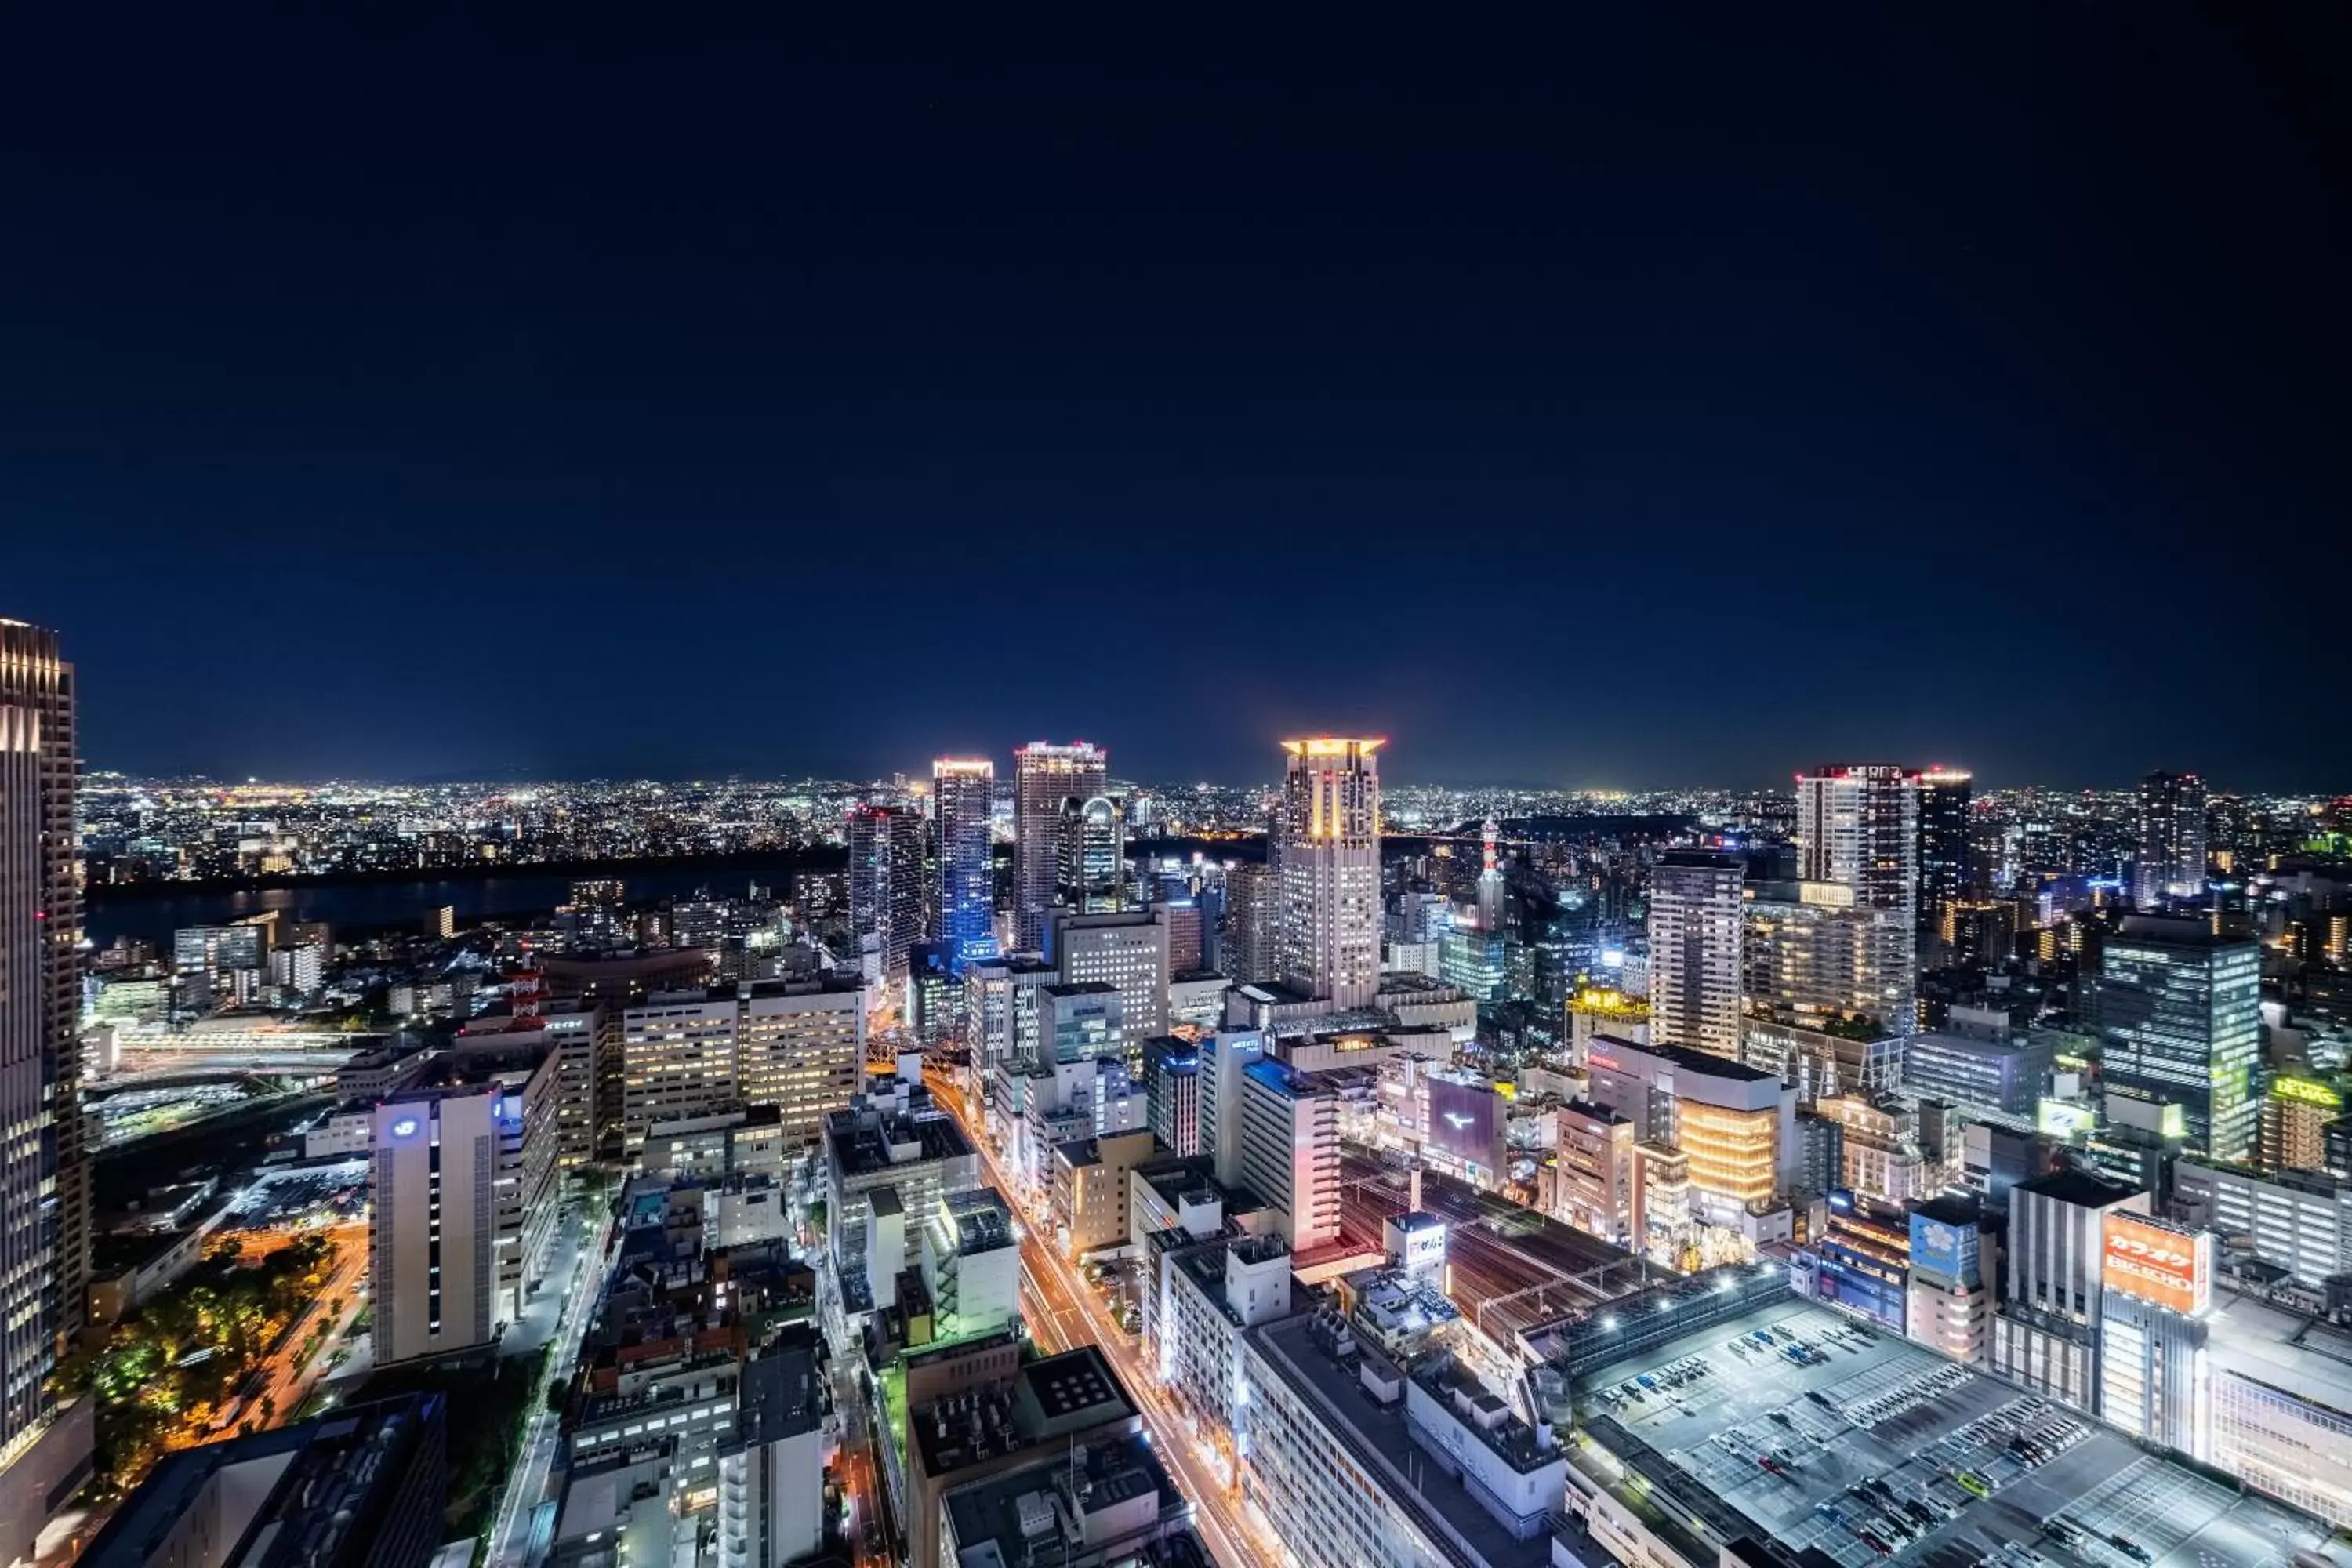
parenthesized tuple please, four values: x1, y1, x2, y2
(5, 9, 2347, 788)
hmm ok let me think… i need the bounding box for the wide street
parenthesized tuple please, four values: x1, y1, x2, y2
(925, 1068, 1283, 1568)
(485, 1197, 617, 1568)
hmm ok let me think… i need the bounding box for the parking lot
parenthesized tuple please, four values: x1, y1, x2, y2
(1572, 1301, 2348, 1568)
(222, 1160, 370, 1232)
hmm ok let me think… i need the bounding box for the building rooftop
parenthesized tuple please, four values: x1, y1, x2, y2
(912, 1345, 1138, 1480)
(2014, 1165, 2143, 1208)
(2114, 914, 2242, 949)
(84, 1394, 445, 1568)
(825, 1103, 976, 1178)
(1562, 1292, 2350, 1568)
(1170, 1234, 1292, 1329)
(1243, 1057, 1317, 1099)
(933, 1188, 1018, 1256)
(940, 1431, 1196, 1568)
(1591, 1033, 1780, 1083)
(2204, 1287, 2352, 1414)
(1247, 1314, 1554, 1568)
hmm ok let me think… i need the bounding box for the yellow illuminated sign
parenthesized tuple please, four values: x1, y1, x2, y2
(2270, 1076, 2343, 1111)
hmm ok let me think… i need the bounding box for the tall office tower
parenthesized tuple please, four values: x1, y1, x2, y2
(1013, 742, 1107, 950)
(1054, 793, 1127, 916)
(1274, 738, 1383, 1009)
(1473, 816, 1505, 932)
(1990, 1167, 2148, 1408)
(931, 758, 996, 970)
(2135, 770, 2210, 908)
(1646, 850, 1745, 1059)
(1796, 764, 1920, 1033)
(370, 1047, 562, 1366)
(1915, 768, 1974, 939)
(1223, 862, 1276, 984)
(2100, 914, 2261, 1164)
(1049, 908, 1171, 1040)
(0, 620, 86, 1555)
(847, 803, 927, 987)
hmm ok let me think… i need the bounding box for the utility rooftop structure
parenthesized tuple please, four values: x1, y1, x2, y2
(1552, 1283, 2349, 1568)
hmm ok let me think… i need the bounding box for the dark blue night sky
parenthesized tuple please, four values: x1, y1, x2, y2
(5, 9, 2347, 787)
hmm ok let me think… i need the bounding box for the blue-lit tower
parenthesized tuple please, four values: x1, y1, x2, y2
(933, 757, 996, 970)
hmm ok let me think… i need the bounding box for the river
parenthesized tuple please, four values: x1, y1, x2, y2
(83, 860, 815, 949)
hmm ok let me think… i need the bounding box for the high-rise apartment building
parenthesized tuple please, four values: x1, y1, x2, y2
(737, 977, 869, 1147)
(1795, 764, 1920, 1032)
(1646, 850, 1744, 1059)
(1013, 742, 1107, 950)
(2100, 914, 2261, 1165)
(1796, 764, 1921, 911)
(2136, 770, 2209, 908)
(1916, 767, 1974, 938)
(1054, 793, 1127, 914)
(931, 758, 996, 971)
(1741, 885, 1915, 1035)
(1274, 738, 1382, 1009)
(0, 619, 89, 1561)
(618, 978, 866, 1154)
(848, 803, 927, 987)
(1222, 862, 1276, 985)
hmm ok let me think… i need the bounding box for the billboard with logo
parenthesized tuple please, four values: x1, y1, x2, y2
(2103, 1211, 2211, 1316)
(1427, 1076, 1504, 1174)
(1909, 1211, 1976, 1284)
(2037, 1099, 2096, 1139)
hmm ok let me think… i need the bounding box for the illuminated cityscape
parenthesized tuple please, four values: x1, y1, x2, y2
(18, 669, 2352, 1568)
(9, 9, 2352, 1567)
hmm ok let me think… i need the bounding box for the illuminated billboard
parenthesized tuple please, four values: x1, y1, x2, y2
(1909, 1212, 1974, 1283)
(2103, 1211, 2211, 1317)
(2037, 1099, 2096, 1139)
(1426, 1076, 1504, 1174)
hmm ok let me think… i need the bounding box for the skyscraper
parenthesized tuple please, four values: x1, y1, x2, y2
(1796, 764, 1920, 1033)
(1646, 850, 1744, 1059)
(1473, 815, 1505, 933)
(1012, 742, 1106, 951)
(1796, 764, 1920, 913)
(1054, 793, 1126, 914)
(1915, 767, 1974, 939)
(1222, 861, 1276, 985)
(847, 803, 927, 988)
(1274, 738, 1383, 1010)
(931, 758, 996, 970)
(2136, 770, 2209, 909)
(2100, 914, 2261, 1165)
(0, 620, 86, 1505)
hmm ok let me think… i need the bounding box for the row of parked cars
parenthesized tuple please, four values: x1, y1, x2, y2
(1599, 1352, 1715, 1412)
(1844, 1359, 1971, 1428)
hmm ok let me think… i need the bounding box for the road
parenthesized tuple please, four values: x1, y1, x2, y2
(241, 1221, 371, 1425)
(485, 1200, 617, 1568)
(926, 1069, 1280, 1568)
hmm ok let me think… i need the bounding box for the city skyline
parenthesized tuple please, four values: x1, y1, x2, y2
(62, 753, 2352, 798)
